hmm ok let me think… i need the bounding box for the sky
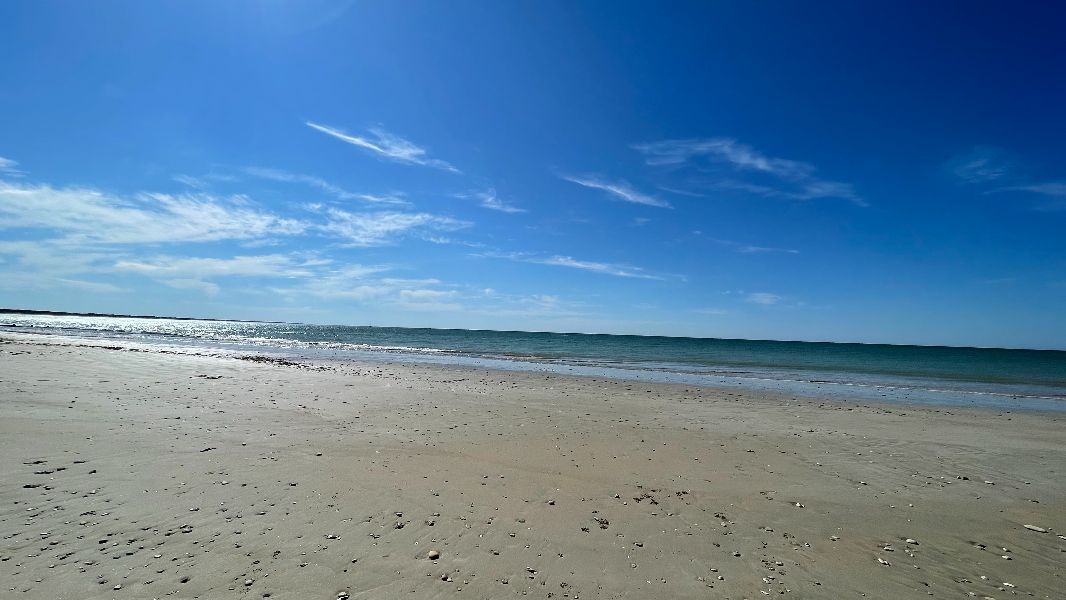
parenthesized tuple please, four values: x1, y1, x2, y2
(1, 1, 1065, 349)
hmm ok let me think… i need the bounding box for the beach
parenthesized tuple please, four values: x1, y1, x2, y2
(2, 335, 1064, 599)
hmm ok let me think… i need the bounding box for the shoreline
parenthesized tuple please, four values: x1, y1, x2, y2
(3, 330, 1064, 414)
(2, 338, 1064, 599)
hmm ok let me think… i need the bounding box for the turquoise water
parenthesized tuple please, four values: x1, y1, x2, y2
(3, 313, 1065, 411)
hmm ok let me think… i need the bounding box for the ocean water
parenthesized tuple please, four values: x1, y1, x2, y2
(3, 312, 1065, 411)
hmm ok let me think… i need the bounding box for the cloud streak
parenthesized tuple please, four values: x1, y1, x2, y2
(949, 146, 1066, 211)
(115, 254, 325, 279)
(114, 253, 332, 296)
(633, 138, 864, 205)
(0, 180, 306, 245)
(0, 156, 25, 177)
(745, 292, 782, 305)
(0, 174, 476, 252)
(271, 265, 465, 312)
(455, 188, 527, 213)
(0, 173, 481, 298)
(172, 174, 209, 189)
(996, 182, 1066, 211)
(306, 121, 460, 173)
(319, 207, 470, 247)
(948, 146, 1012, 184)
(244, 167, 409, 205)
(487, 252, 677, 280)
(0, 171, 595, 315)
(996, 182, 1066, 198)
(533, 255, 666, 279)
(562, 175, 670, 208)
(711, 238, 799, 254)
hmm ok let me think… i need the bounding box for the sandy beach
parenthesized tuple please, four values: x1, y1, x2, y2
(1, 335, 1063, 599)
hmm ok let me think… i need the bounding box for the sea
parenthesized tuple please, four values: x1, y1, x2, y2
(3, 312, 1065, 412)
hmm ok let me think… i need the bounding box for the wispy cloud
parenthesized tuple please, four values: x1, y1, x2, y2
(745, 292, 782, 305)
(0, 175, 473, 251)
(996, 182, 1066, 198)
(172, 174, 209, 189)
(948, 146, 1012, 184)
(115, 253, 325, 279)
(455, 188, 527, 213)
(0, 156, 26, 177)
(171, 173, 240, 189)
(0, 180, 306, 244)
(319, 207, 471, 247)
(274, 267, 584, 317)
(533, 255, 663, 279)
(0, 170, 595, 313)
(305, 121, 460, 173)
(658, 185, 704, 197)
(486, 251, 677, 280)
(635, 138, 808, 175)
(632, 138, 864, 205)
(271, 264, 393, 300)
(948, 146, 1066, 210)
(115, 253, 330, 296)
(0, 240, 332, 299)
(997, 182, 1066, 211)
(711, 238, 799, 254)
(271, 265, 464, 311)
(243, 166, 409, 205)
(425, 235, 485, 248)
(561, 175, 671, 208)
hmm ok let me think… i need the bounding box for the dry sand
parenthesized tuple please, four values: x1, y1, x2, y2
(1, 335, 1064, 599)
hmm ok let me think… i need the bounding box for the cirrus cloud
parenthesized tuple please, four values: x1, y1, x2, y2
(0, 180, 306, 244)
(306, 121, 460, 173)
(632, 137, 865, 206)
(561, 175, 670, 208)
(319, 207, 471, 247)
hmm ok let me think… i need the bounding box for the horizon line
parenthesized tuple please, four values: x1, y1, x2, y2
(1, 307, 1061, 353)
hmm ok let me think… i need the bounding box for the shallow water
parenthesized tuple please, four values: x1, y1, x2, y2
(3, 313, 1065, 411)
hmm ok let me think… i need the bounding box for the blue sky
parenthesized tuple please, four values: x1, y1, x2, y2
(1, 1, 1064, 348)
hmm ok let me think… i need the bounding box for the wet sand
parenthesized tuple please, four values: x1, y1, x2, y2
(2, 336, 1064, 599)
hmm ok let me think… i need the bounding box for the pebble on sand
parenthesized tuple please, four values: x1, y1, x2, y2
(428, 550, 441, 560)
